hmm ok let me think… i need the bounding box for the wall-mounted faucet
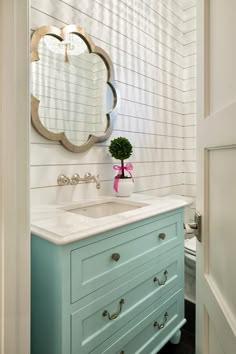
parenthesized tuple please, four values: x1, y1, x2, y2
(57, 173, 101, 189)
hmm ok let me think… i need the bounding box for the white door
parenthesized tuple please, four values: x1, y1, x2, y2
(196, 0, 236, 353)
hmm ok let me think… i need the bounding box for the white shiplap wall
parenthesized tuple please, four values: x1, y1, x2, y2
(30, 0, 197, 206)
(182, 0, 197, 221)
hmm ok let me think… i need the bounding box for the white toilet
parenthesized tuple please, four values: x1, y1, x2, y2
(184, 236, 196, 303)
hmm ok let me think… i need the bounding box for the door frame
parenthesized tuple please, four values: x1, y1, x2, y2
(0, 0, 30, 353)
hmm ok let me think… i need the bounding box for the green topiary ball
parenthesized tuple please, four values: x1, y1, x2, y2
(109, 137, 133, 161)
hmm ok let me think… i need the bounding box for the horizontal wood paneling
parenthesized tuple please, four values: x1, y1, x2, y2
(30, 144, 185, 166)
(31, 0, 197, 206)
(31, 165, 184, 189)
(31, 1, 185, 66)
(182, 0, 197, 211)
(31, 181, 184, 205)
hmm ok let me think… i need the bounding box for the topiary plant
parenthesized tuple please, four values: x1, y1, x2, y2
(109, 137, 133, 178)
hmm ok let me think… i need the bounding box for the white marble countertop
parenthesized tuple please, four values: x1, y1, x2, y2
(31, 194, 193, 245)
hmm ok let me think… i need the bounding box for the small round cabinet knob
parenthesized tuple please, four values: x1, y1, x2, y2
(159, 233, 166, 240)
(111, 253, 120, 262)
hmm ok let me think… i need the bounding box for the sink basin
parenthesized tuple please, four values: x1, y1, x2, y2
(64, 199, 148, 218)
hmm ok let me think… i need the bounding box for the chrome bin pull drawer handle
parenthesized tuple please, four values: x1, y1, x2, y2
(102, 299, 125, 320)
(159, 233, 166, 240)
(111, 253, 120, 262)
(153, 270, 168, 285)
(154, 312, 168, 330)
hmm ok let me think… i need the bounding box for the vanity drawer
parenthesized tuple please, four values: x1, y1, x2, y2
(90, 289, 185, 354)
(71, 247, 183, 354)
(71, 211, 182, 303)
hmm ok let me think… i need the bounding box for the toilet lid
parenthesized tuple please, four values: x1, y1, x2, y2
(184, 236, 196, 255)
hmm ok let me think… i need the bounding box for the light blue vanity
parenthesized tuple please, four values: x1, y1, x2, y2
(31, 196, 187, 354)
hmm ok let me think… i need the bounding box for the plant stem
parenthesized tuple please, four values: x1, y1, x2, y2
(121, 159, 125, 178)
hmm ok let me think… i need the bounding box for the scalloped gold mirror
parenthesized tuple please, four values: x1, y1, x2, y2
(31, 25, 119, 152)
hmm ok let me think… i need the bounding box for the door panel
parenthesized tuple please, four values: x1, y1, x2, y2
(209, 318, 225, 354)
(208, 148, 236, 319)
(209, 0, 236, 113)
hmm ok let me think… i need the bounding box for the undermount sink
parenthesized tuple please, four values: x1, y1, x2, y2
(64, 199, 148, 218)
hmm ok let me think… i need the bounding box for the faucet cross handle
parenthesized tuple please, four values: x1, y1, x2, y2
(84, 172, 92, 181)
(57, 174, 70, 186)
(70, 174, 80, 185)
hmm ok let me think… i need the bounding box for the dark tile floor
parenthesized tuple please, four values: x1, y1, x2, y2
(158, 300, 195, 354)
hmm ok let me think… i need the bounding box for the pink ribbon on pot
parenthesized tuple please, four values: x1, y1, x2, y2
(113, 162, 134, 192)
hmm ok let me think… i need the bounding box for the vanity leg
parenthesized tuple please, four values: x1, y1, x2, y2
(170, 329, 181, 344)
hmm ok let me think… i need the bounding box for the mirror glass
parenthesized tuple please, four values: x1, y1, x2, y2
(31, 27, 118, 152)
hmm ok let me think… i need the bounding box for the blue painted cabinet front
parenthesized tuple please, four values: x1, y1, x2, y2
(31, 208, 185, 354)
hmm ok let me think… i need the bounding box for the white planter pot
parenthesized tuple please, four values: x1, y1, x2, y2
(115, 178, 134, 197)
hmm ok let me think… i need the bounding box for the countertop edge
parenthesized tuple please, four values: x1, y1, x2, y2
(31, 195, 192, 245)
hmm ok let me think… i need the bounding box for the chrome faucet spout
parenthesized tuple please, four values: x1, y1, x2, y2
(83, 172, 100, 189)
(93, 175, 101, 189)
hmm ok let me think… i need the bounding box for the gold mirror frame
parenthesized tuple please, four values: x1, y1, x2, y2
(30, 25, 119, 153)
